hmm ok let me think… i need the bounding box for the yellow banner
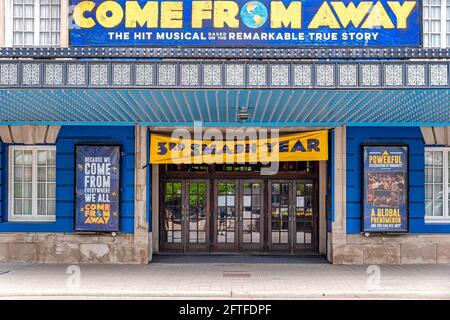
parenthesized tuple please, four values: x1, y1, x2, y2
(150, 130, 328, 164)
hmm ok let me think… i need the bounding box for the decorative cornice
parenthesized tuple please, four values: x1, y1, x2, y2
(0, 60, 448, 89)
(0, 47, 449, 59)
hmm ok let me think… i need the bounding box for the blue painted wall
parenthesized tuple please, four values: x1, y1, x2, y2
(0, 126, 135, 233)
(346, 126, 450, 234)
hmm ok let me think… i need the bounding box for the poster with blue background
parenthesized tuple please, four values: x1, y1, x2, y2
(363, 146, 408, 233)
(75, 145, 120, 232)
(70, 0, 421, 47)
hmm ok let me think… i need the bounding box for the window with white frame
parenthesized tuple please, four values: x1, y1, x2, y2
(423, 0, 449, 48)
(8, 146, 56, 222)
(5, 0, 61, 47)
(425, 147, 450, 223)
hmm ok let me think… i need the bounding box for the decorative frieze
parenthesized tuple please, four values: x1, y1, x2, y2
(0, 60, 447, 89)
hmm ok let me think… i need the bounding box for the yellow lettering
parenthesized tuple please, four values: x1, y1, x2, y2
(270, 1, 302, 29)
(192, 1, 212, 28)
(331, 1, 372, 28)
(361, 1, 395, 29)
(161, 1, 183, 28)
(308, 2, 340, 29)
(214, 1, 239, 28)
(96, 0, 123, 28)
(73, 1, 96, 28)
(125, 1, 158, 28)
(388, 1, 416, 28)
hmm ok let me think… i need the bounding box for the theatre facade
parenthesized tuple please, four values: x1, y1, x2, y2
(0, 0, 449, 264)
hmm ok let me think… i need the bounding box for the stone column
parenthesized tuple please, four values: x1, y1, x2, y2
(132, 125, 149, 263)
(329, 125, 362, 264)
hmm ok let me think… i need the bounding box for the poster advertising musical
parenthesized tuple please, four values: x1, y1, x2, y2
(363, 145, 408, 233)
(75, 145, 120, 232)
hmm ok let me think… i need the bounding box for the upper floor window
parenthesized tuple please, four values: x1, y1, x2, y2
(423, 0, 450, 48)
(425, 147, 450, 223)
(8, 146, 56, 222)
(5, 0, 61, 47)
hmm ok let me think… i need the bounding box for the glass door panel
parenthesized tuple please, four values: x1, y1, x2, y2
(216, 181, 237, 250)
(240, 181, 264, 251)
(161, 180, 209, 252)
(161, 181, 183, 249)
(294, 182, 314, 248)
(269, 182, 291, 251)
(187, 181, 209, 250)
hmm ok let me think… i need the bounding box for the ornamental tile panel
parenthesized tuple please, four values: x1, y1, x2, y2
(135, 64, 154, 86)
(293, 64, 312, 86)
(248, 64, 267, 86)
(225, 64, 244, 86)
(67, 64, 86, 86)
(270, 64, 289, 86)
(0, 64, 18, 85)
(361, 64, 380, 86)
(429, 64, 448, 86)
(90, 64, 108, 85)
(44, 64, 63, 85)
(180, 64, 199, 86)
(22, 63, 40, 85)
(384, 64, 403, 86)
(338, 64, 358, 86)
(407, 64, 426, 86)
(203, 64, 222, 86)
(316, 64, 334, 86)
(112, 64, 132, 86)
(158, 64, 176, 86)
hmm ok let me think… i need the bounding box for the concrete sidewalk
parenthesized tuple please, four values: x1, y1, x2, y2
(0, 257, 450, 299)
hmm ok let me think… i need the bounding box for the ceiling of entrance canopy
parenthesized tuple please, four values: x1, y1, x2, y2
(0, 89, 448, 126)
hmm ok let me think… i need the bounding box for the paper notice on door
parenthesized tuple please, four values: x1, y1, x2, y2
(227, 196, 235, 206)
(243, 196, 251, 207)
(297, 196, 305, 207)
(218, 196, 226, 207)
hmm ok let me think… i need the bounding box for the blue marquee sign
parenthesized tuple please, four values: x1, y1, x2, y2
(70, 0, 421, 47)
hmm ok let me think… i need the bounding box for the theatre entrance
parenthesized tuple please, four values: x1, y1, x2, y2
(159, 162, 320, 254)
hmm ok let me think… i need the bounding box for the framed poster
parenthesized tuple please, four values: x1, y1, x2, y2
(362, 145, 408, 233)
(75, 145, 120, 232)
